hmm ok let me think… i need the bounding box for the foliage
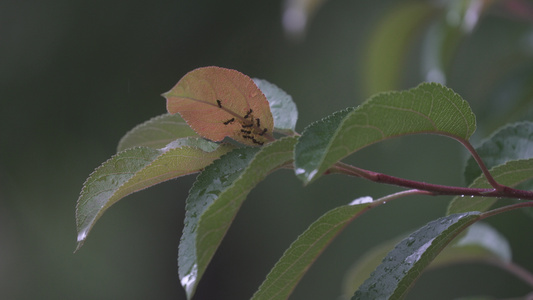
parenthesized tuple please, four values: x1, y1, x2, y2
(74, 2, 533, 299)
(76, 64, 533, 299)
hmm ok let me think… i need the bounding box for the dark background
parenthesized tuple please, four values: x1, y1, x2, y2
(2, 0, 533, 299)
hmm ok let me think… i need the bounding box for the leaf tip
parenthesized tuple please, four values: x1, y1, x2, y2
(295, 167, 318, 185)
(180, 264, 198, 300)
(74, 228, 89, 252)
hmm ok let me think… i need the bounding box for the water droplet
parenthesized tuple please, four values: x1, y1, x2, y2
(181, 264, 198, 298)
(307, 169, 318, 181)
(294, 168, 306, 175)
(460, 195, 465, 198)
(349, 196, 373, 206)
(406, 237, 415, 246)
(404, 239, 433, 264)
(77, 228, 88, 242)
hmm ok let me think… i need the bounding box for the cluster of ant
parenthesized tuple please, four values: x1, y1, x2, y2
(217, 99, 267, 146)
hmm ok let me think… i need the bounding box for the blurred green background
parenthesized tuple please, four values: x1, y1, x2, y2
(2, 0, 533, 299)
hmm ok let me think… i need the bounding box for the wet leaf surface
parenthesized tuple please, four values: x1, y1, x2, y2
(117, 113, 198, 152)
(75, 138, 233, 251)
(178, 137, 297, 299)
(353, 212, 480, 300)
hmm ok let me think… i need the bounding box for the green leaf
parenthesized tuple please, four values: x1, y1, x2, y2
(117, 113, 198, 152)
(353, 212, 481, 300)
(364, 2, 435, 95)
(448, 158, 533, 214)
(253, 78, 298, 134)
(464, 122, 533, 185)
(75, 138, 233, 251)
(178, 137, 297, 299)
(342, 237, 402, 300)
(295, 82, 476, 184)
(434, 222, 511, 264)
(252, 196, 375, 300)
(342, 222, 510, 299)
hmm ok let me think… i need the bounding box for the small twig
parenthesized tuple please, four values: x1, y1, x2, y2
(457, 138, 506, 191)
(481, 201, 533, 219)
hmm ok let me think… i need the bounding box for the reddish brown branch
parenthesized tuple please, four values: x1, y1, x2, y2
(331, 162, 533, 201)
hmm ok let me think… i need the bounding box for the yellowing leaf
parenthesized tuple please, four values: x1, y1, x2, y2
(163, 66, 274, 146)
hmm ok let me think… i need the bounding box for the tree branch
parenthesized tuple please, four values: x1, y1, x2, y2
(331, 162, 533, 201)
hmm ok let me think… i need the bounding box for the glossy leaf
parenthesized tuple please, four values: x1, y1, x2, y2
(253, 78, 298, 134)
(163, 66, 274, 146)
(353, 212, 481, 300)
(342, 222, 510, 298)
(178, 137, 297, 299)
(448, 158, 533, 214)
(435, 222, 511, 263)
(117, 113, 198, 152)
(464, 122, 533, 185)
(295, 82, 476, 184)
(342, 236, 403, 299)
(252, 196, 375, 300)
(75, 138, 233, 251)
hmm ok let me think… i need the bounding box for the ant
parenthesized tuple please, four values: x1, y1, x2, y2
(244, 109, 253, 119)
(251, 138, 264, 146)
(223, 118, 235, 125)
(258, 128, 267, 136)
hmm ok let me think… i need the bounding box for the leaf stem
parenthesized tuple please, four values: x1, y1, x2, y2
(481, 201, 533, 220)
(331, 162, 533, 201)
(456, 137, 506, 191)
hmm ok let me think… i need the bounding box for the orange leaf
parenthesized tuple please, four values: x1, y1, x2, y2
(163, 66, 274, 146)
